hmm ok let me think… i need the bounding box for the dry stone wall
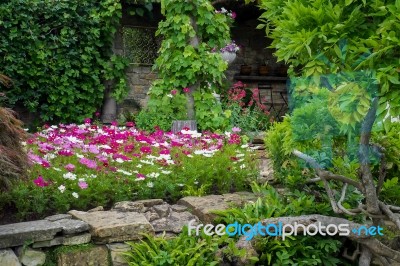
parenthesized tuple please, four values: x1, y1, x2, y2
(0, 193, 256, 266)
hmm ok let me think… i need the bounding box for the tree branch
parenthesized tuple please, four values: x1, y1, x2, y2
(253, 215, 400, 262)
(379, 201, 400, 230)
(337, 184, 358, 216)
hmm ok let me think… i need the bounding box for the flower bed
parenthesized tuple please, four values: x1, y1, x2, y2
(1, 122, 258, 221)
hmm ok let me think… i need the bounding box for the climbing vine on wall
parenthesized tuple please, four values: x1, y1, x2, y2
(143, 0, 232, 130)
(0, 0, 128, 123)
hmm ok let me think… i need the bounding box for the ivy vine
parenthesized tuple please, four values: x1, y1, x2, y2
(0, 0, 128, 123)
(144, 0, 232, 130)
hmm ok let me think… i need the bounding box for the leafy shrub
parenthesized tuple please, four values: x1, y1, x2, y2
(124, 230, 223, 266)
(0, 0, 128, 123)
(215, 184, 342, 265)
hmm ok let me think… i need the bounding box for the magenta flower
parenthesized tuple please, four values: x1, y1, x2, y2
(95, 112, 100, 117)
(171, 89, 177, 95)
(33, 176, 49, 187)
(41, 160, 51, 168)
(65, 164, 75, 172)
(140, 146, 152, 154)
(183, 87, 190, 93)
(84, 118, 91, 124)
(126, 121, 134, 127)
(137, 173, 146, 180)
(231, 11, 237, 19)
(78, 181, 88, 189)
(58, 149, 74, 156)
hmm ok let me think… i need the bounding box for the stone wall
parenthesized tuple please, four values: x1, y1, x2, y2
(0, 193, 257, 266)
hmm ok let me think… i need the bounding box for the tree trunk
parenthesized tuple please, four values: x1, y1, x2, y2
(358, 97, 381, 217)
(186, 16, 200, 120)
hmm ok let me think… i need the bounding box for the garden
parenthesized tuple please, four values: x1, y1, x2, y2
(1, 0, 400, 265)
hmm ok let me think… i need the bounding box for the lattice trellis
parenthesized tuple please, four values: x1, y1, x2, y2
(122, 26, 161, 66)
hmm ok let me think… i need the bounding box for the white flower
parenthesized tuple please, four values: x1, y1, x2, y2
(147, 182, 154, 188)
(178, 183, 184, 187)
(240, 164, 246, 169)
(137, 164, 142, 168)
(116, 169, 132, 176)
(203, 154, 213, 157)
(161, 170, 171, 175)
(44, 153, 56, 160)
(53, 167, 61, 172)
(148, 172, 160, 178)
(78, 178, 86, 182)
(187, 154, 193, 158)
(115, 158, 124, 163)
(166, 159, 175, 165)
(236, 153, 245, 157)
(21, 141, 27, 146)
(241, 144, 249, 149)
(63, 172, 77, 180)
(72, 192, 79, 198)
(225, 132, 231, 138)
(140, 160, 154, 165)
(58, 185, 66, 193)
(167, 94, 173, 98)
(116, 140, 123, 144)
(75, 153, 84, 158)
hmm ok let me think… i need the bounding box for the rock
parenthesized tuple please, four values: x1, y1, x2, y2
(144, 211, 160, 222)
(168, 211, 199, 233)
(235, 237, 258, 266)
(133, 199, 164, 207)
(113, 201, 146, 213)
(150, 218, 169, 232)
(68, 210, 154, 243)
(171, 205, 188, 213)
(57, 245, 109, 266)
(107, 243, 131, 266)
(63, 233, 91, 246)
(53, 219, 90, 235)
(32, 233, 91, 248)
(0, 249, 21, 266)
(32, 237, 64, 248)
(0, 220, 62, 249)
(45, 214, 72, 222)
(153, 204, 170, 218)
(17, 247, 46, 266)
(178, 193, 256, 223)
(88, 206, 104, 213)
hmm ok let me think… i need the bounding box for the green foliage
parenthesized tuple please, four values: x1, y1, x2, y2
(145, 0, 231, 130)
(124, 230, 223, 266)
(214, 183, 341, 265)
(258, 0, 400, 131)
(0, 0, 128, 123)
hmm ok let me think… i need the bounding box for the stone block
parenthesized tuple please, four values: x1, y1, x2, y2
(45, 214, 72, 222)
(113, 201, 146, 213)
(57, 245, 109, 266)
(153, 204, 170, 218)
(53, 219, 90, 235)
(68, 210, 154, 243)
(0, 220, 62, 249)
(0, 249, 21, 266)
(32, 237, 64, 248)
(63, 233, 91, 246)
(107, 243, 131, 266)
(17, 247, 46, 266)
(178, 195, 227, 223)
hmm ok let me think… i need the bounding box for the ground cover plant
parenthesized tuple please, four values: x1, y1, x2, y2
(0, 120, 258, 221)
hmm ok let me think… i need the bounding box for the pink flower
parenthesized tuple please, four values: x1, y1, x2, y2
(137, 173, 146, 180)
(126, 121, 134, 127)
(78, 181, 88, 189)
(41, 160, 51, 168)
(159, 149, 170, 155)
(65, 163, 75, 172)
(111, 121, 118, 126)
(79, 158, 97, 169)
(95, 112, 100, 117)
(58, 149, 74, 156)
(232, 127, 241, 133)
(33, 176, 49, 187)
(84, 118, 91, 124)
(183, 87, 190, 93)
(171, 89, 177, 95)
(231, 11, 236, 19)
